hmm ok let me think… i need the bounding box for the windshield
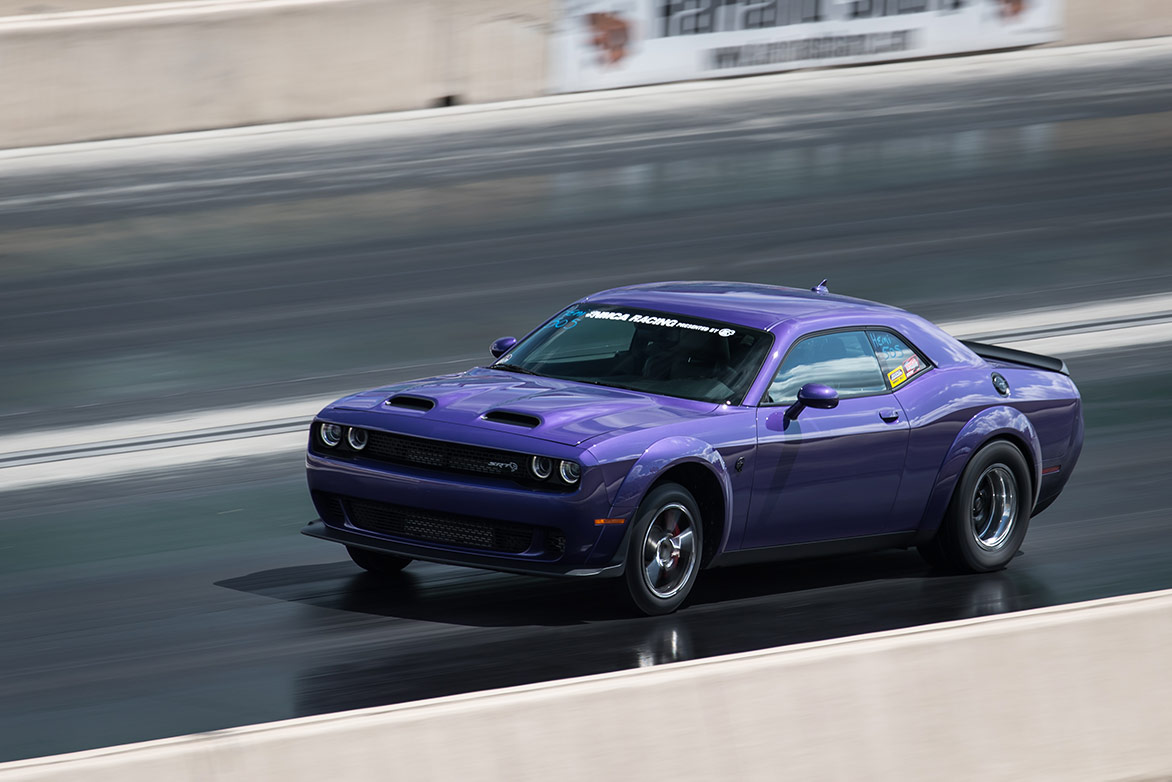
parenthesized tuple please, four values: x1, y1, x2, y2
(494, 304, 773, 404)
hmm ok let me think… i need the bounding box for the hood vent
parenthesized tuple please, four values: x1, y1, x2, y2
(483, 410, 541, 428)
(385, 395, 436, 412)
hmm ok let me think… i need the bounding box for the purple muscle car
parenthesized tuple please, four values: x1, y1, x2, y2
(303, 281, 1083, 615)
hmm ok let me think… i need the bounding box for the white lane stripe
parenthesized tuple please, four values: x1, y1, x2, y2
(0, 432, 307, 493)
(0, 398, 330, 460)
(1008, 322, 1172, 357)
(1, 294, 1171, 491)
(943, 292, 1172, 341)
(0, 354, 481, 457)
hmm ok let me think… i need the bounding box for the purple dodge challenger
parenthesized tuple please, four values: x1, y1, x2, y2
(304, 282, 1083, 614)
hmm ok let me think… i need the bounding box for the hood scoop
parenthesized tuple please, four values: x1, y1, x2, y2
(385, 394, 436, 412)
(482, 410, 542, 428)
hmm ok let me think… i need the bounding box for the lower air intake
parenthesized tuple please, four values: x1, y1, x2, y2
(345, 498, 536, 554)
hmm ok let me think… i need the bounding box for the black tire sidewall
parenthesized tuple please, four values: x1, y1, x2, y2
(623, 482, 704, 616)
(945, 441, 1032, 572)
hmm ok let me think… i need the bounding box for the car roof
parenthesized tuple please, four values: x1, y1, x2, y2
(582, 281, 902, 332)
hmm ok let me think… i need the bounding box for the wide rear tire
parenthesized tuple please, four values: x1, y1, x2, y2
(918, 441, 1032, 573)
(623, 482, 704, 616)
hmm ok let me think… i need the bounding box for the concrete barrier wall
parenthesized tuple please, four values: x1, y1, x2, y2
(3, 589, 1171, 782)
(1064, 0, 1172, 46)
(0, 0, 550, 148)
(2, 0, 1171, 148)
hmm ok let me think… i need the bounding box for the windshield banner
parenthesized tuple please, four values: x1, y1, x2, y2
(551, 0, 1061, 93)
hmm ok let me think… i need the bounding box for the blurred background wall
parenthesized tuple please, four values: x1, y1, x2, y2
(1063, 0, 1172, 44)
(0, 0, 1169, 148)
(0, 0, 551, 148)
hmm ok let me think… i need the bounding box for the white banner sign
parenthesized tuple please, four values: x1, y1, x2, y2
(551, 0, 1062, 92)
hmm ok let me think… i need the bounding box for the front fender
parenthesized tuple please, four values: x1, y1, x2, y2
(587, 437, 733, 566)
(916, 406, 1042, 540)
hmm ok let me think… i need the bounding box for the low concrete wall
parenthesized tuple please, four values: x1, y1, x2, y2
(2, 0, 1171, 148)
(0, 0, 550, 148)
(3, 589, 1171, 782)
(1065, 0, 1172, 46)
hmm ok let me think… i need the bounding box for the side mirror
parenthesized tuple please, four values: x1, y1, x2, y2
(785, 383, 839, 420)
(490, 336, 518, 358)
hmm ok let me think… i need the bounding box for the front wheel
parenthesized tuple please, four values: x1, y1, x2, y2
(623, 482, 704, 616)
(918, 441, 1032, 573)
(347, 546, 411, 577)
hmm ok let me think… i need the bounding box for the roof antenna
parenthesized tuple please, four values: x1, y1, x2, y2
(811, 279, 829, 295)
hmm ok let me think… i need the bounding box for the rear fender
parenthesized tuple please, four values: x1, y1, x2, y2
(916, 406, 1042, 540)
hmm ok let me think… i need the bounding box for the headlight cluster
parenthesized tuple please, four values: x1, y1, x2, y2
(318, 423, 368, 451)
(531, 455, 579, 486)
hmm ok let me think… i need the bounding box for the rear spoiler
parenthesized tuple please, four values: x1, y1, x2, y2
(961, 340, 1069, 376)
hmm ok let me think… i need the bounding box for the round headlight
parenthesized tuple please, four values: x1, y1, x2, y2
(347, 428, 368, 450)
(319, 423, 343, 447)
(559, 460, 580, 484)
(531, 455, 553, 480)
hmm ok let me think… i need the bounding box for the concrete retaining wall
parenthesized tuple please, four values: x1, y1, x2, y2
(1, 0, 1171, 148)
(3, 589, 1171, 782)
(1065, 0, 1172, 46)
(0, 0, 550, 148)
(3, 0, 1172, 149)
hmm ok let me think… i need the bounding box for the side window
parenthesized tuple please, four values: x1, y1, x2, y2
(764, 330, 887, 405)
(867, 330, 929, 390)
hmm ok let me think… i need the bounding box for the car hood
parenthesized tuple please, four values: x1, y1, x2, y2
(331, 367, 716, 446)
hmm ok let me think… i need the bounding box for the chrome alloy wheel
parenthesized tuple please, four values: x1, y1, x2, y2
(971, 463, 1018, 550)
(641, 502, 698, 599)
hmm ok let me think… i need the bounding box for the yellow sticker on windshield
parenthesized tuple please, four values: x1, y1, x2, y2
(888, 366, 907, 388)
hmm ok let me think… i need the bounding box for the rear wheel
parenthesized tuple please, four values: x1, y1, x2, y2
(918, 441, 1032, 573)
(347, 546, 411, 577)
(623, 482, 704, 616)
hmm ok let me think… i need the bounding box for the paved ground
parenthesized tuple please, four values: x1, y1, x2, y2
(1, 42, 1170, 762)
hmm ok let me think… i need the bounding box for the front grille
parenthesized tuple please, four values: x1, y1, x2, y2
(345, 497, 542, 555)
(364, 430, 519, 476)
(313, 426, 569, 491)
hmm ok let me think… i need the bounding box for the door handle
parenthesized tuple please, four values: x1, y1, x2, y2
(879, 408, 900, 423)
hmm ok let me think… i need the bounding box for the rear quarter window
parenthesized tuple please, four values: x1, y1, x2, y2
(868, 330, 930, 390)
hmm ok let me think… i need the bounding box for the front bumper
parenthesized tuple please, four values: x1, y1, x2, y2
(304, 444, 635, 577)
(302, 520, 626, 577)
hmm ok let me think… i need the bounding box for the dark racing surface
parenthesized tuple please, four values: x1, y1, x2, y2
(1, 45, 1171, 761)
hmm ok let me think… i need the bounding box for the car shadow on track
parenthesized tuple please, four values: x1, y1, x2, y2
(275, 558, 1051, 719)
(215, 547, 1043, 629)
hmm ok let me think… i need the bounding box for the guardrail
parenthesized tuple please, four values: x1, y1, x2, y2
(3, 588, 1171, 781)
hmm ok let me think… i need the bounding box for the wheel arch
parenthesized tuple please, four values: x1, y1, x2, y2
(610, 436, 733, 568)
(648, 462, 726, 568)
(984, 432, 1038, 497)
(915, 406, 1042, 542)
